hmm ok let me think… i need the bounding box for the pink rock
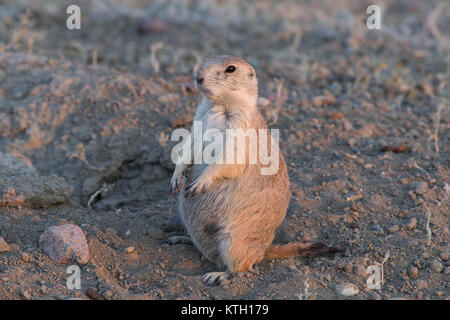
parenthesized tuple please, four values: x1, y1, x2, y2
(39, 224, 89, 265)
(137, 17, 168, 34)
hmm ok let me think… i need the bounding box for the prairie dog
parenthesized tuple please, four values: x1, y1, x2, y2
(170, 55, 339, 284)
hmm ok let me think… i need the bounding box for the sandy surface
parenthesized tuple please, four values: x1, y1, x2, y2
(0, 0, 448, 300)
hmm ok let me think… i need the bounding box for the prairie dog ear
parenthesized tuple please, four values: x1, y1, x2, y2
(248, 65, 255, 79)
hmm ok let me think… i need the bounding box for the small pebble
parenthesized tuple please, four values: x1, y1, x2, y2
(40, 285, 49, 295)
(344, 262, 353, 274)
(408, 240, 420, 247)
(408, 266, 418, 278)
(387, 225, 399, 233)
(439, 250, 450, 261)
(125, 230, 131, 237)
(414, 181, 428, 195)
(406, 218, 417, 230)
(370, 225, 384, 235)
(20, 252, 31, 262)
(430, 260, 443, 273)
(103, 290, 113, 299)
(364, 163, 374, 169)
(0, 237, 10, 253)
(20, 288, 31, 299)
(416, 280, 427, 290)
(444, 267, 450, 275)
(125, 247, 135, 253)
(85, 288, 105, 300)
(371, 292, 382, 300)
(344, 193, 363, 202)
(137, 17, 168, 34)
(336, 283, 359, 297)
(105, 228, 117, 236)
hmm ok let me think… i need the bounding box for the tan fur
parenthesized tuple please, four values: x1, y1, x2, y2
(170, 55, 339, 277)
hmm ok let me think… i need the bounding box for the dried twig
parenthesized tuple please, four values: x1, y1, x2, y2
(411, 160, 431, 181)
(290, 27, 303, 52)
(87, 183, 115, 214)
(266, 78, 285, 126)
(157, 131, 169, 148)
(428, 101, 444, 155)
(380, 250, 390, 286)
(381, 145, 410, 153)
(425, 207, 432, 247)
(150, 42, 164, 73)
(91, 45, 99, 68)
(67, 144, 105, 172)
(425, 3, 450, 51)
(27, 38, 33, 55)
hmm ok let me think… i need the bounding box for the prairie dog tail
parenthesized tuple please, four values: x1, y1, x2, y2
(264, 241, 341, 259)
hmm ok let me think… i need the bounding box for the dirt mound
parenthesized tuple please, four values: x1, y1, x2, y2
(0, 52, 194, 208)
(0, 151, 72, 208)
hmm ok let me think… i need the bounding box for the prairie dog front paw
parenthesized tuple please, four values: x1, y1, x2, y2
(184, 172, 213, 196)
(169, 172, 185, 196)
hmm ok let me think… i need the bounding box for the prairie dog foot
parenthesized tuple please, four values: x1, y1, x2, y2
(202, 272, 230, 285)
(167, 235, 193, 245)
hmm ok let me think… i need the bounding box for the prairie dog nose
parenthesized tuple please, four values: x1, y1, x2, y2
(194, 72, 204, 86)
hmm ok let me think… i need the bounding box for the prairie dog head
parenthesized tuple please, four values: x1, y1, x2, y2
(194, 55, 258, 107)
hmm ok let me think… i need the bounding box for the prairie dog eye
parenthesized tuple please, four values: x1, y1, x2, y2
(225, 65, 236, 73)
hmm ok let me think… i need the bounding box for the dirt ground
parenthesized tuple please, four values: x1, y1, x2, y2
(0, 0, 448, 300)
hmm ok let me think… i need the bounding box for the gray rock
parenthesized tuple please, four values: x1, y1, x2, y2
(370, 224, 384, 235)
(408, 240, 420, 247)
(387, 225, 399, 233)
(406, 218, 417, 230)
(336, 283, 359, 296)
(430, 260, 443, 273)
(0, 152, 73, 208)
(440, 250, 450, 261)
(0, 237, 10, 253)
(408, 266, 418, 278)
(105, 227, 118, 236)
(344, 193, 363, 202)
(39, 224, 89, 265)
(414, 182, 428, 195)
